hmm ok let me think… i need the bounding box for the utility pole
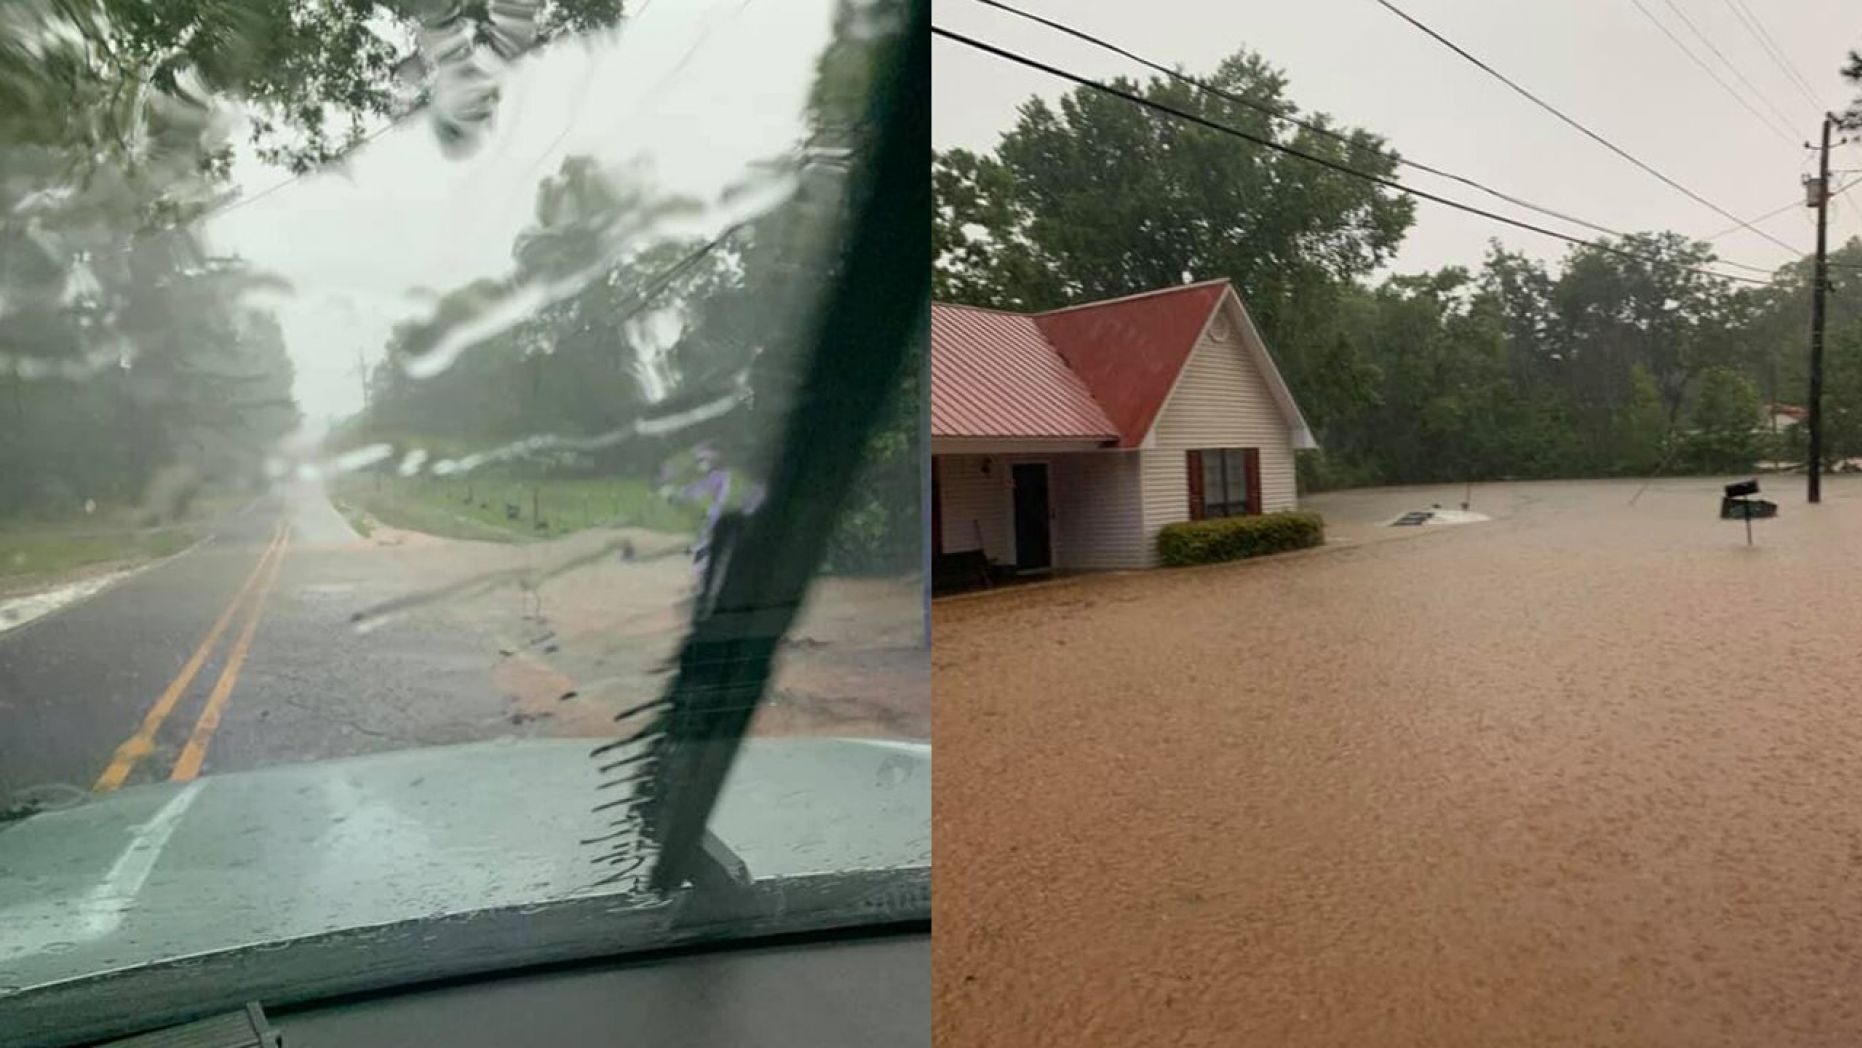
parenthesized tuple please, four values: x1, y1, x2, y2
(1808, 112, 1835, 503)
(356, 347, 370, 412)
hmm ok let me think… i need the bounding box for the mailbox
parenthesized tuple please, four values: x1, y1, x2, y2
(1718, 478, 1775, 543)
(1720, 498, 1778, 520)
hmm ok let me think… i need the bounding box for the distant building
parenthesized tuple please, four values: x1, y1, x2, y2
(931, 279, 1315, 578)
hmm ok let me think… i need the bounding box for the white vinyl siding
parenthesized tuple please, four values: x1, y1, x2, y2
(1139, 448, 1190, 562)
(936, 454, 1013, 563)
(1138, 316, 1299, 562)
(1049, 451, 1145, 570)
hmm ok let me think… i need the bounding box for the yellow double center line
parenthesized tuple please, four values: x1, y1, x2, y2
(92, 521, 291, 792)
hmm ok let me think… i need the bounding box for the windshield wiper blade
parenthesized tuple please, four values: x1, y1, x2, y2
(589, 0, 928, 898)
(0, 783, 90, 828)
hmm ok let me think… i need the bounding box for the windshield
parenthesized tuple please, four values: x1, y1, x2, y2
(0, 0, 926, 1040)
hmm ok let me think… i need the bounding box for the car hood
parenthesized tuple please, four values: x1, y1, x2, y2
(0, 736, 928, 1044)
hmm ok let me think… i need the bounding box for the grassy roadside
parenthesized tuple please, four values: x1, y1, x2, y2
(0, 526, 197, 593)
(329, 496, 375, 538)
(0, 490, 251, 594)
(336, 474, 702, 543)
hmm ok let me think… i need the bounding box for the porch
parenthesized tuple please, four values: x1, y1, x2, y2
(931, 437, 1145, 592)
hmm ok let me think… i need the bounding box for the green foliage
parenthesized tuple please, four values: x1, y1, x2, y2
(822, 348, 922, 574)
(29, 0, 631, 175)
(1295, 449, 1382, 494)
(931, 48, 1412, 340)
(340, 473, 698, 543)
(1614, 366, 1670, 475)
(1156, 511, 1325, 567)
(0, 524, 195, 584)
(0, 0, 693, 531)
(933, 54, 1862, 491)
(330, 497, 375, 539)
(1821, 321, 1862, 467)
(342, 1, 921, 572)
(1679, 366, 1762, 473)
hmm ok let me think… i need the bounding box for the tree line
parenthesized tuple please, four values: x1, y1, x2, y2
(0, 0, 639, 522)
(935, 48, 1862, 490)
(0, 0, 922, 573)
(335, 0, 921, 573)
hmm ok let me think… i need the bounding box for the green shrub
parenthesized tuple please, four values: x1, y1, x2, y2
(1156, 511, 1325, 567)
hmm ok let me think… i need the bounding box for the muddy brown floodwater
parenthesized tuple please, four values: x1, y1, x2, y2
(934, 476, 1862, 1047)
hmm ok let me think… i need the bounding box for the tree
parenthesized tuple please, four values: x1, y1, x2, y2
(1680, 365, 1762, 473)
(1616, 365, 1670, 475)
(1287, 233, 1764, 487)
(1, 0, 629, 176)
(1819, 319, 1862, 466)
(346, 0, 922, 572)
(931, 49, 1413, 346)
(1552, 234, 1743, 423)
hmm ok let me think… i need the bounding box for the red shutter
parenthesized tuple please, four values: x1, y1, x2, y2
(1186, 450, 1205, 520)
(1244, 448, 1262, 514)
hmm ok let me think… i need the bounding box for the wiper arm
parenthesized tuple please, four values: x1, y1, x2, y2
(588, 0, 929, 899)
(95, 1002, 280, 1047)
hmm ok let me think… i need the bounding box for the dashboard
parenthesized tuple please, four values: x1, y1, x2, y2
(266, 929, 929, 1048)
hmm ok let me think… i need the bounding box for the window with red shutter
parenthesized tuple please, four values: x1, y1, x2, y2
(1187, 447, 1259, 518)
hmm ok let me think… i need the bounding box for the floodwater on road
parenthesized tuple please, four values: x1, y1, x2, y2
(934, 474, 1862, 1047)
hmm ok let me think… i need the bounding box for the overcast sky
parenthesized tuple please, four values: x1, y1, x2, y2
(206, 0, 834, 432)
(933, 0, 1862, 287)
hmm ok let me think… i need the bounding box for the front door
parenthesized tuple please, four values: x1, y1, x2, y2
(1011, 462, 1052, 571)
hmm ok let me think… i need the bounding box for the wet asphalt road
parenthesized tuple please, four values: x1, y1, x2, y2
(0, 483, 512, 800)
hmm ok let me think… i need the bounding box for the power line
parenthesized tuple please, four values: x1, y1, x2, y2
(612, 221, 748, 328)
(85, 109, 417, 263)
(178, 4, 626, 236)
(1699, 178, 1846, 240)
(1705, 175, 1862, 241)
(967, 0, 1627, 242)
(932, 25, 1778, 286)
(1657, 0, 1805, 131)
(1840, 190, 1862, 231)
(1372, 0, 1805, 260)
(972, 0, 1791, 278)
(1624, 0, 1795, 145)
(204, 113, 415, 225)
(1721, 0, 1827, 112)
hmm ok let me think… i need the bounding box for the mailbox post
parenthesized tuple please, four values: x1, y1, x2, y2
(1720, 478, 1777, 545)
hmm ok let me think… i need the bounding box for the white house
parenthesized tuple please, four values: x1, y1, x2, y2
(1767, 403, 1806, 433)
(931, 278, 1316, 578)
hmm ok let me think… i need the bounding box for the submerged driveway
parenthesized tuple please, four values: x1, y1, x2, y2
(935, 475, 1862, 1047)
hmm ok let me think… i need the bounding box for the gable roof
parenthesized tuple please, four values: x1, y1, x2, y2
(1032, 280, 1230, 446)
(930, 304, 1119, 440)
(930, 279, 1314, 450)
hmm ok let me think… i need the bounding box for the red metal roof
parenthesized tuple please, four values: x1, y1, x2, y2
(931, 304, 1119, 440)
(1033, 280, 1229, 447)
